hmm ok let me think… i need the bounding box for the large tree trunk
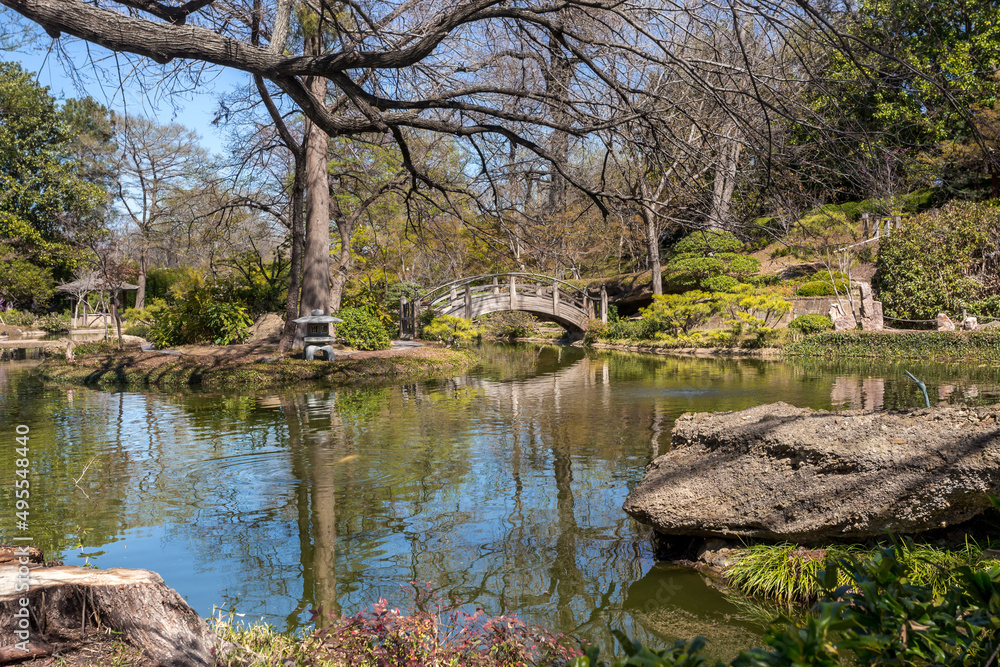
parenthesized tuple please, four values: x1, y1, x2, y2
(644, 207, 663, 296)
(135, 250, 147, 310)
(708, 136, 741, 230)
(299, 30, 331, 324)
(328, 217, 353, 313)
(111, 294, 124, 350)
(280, 157, 306, 353)
(544, 25, 573, 217)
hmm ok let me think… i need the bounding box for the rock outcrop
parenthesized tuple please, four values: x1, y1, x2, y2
(858, 284, 884, 331)
(623, 402, 1000, 542)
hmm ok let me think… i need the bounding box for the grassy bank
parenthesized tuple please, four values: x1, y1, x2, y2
(36, 345, 477, 390)
(725, 539, 999, 603)
(787, 331, 1000, 361)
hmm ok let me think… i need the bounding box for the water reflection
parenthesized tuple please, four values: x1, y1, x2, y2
(2, 347, 1000, 656)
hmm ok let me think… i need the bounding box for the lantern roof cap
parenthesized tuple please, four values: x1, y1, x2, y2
(293, 309, 343, 324)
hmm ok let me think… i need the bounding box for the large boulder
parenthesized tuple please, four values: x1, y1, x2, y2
(623, 402, 1000, 542)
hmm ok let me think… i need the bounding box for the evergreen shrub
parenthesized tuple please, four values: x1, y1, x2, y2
(1, 309, 35, 327)
(796, 281, 837, 297)
(147, 274, 253, 347)
(422, 314, 479, 347)
(788, 314, 833, 334)
(36, 312, 69, 332)
(640, 292, 718, 335)
(336, 307, 392, 350)
(875, 201, 1000, 321)
(666, 230, 761, 290)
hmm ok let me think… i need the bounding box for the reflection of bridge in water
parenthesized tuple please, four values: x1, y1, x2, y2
(400, 273, 609, 337)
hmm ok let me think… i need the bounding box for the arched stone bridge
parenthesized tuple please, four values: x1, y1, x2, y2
(399, 273, 608, 337)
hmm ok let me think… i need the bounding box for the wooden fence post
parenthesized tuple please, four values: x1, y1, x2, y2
(465, 283, 472, 318)
(600, 285, 608, 323)
(552, 281, 560, 318)
(509, 275, 516, 310)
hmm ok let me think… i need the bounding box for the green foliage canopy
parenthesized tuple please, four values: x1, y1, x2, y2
(0, 61, 113, 309)
(0, 62, 108, 269)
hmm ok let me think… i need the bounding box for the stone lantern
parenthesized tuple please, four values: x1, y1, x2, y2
(293, 309, 343, 361)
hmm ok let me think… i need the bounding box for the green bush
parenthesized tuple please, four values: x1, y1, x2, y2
(35, 312, 69, 332)
(742, 274, 782, 287)
(477, 311, 538, 339)
(673, 230, 745, 255)
(796, 270, 849, 297)
(875, 201, 1000, 321)
(336, 307, 392, 350)
(1, 309, 35, 327)
(422, 314, 480, 347)
(203, 301, 253, 345)
(726, 541, 995, 605)
(123, 323, 151, 339)
(788, 314, 833, 334)
(602, 317, 658, 341)
(122, 298, 165, 324)
(144, 267, 186, 301)
(701, 275, 739, 293)
(717, 286, 792, 339)
(796, 281, 837, 296)
(640, 292, 719, 335)
(666, 231, 761, 290)
(147, 274, 253, 347)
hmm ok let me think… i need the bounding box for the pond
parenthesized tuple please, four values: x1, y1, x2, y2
(2, 346, 1000, 660)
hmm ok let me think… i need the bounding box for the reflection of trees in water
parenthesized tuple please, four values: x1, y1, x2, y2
(9, 347, 1000, 647)
(281, 393, 339, 623)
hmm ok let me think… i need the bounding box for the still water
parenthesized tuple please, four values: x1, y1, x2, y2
(2, 345, 1000, 658)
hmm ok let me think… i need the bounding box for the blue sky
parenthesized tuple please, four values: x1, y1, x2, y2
(8, 36, 245, 155)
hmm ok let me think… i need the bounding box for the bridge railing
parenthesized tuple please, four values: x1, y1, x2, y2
(424, 273, 591, 310)
(400, 273, 603, 338)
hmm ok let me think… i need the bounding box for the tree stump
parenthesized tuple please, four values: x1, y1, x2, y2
(0, 563, 229, 666)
